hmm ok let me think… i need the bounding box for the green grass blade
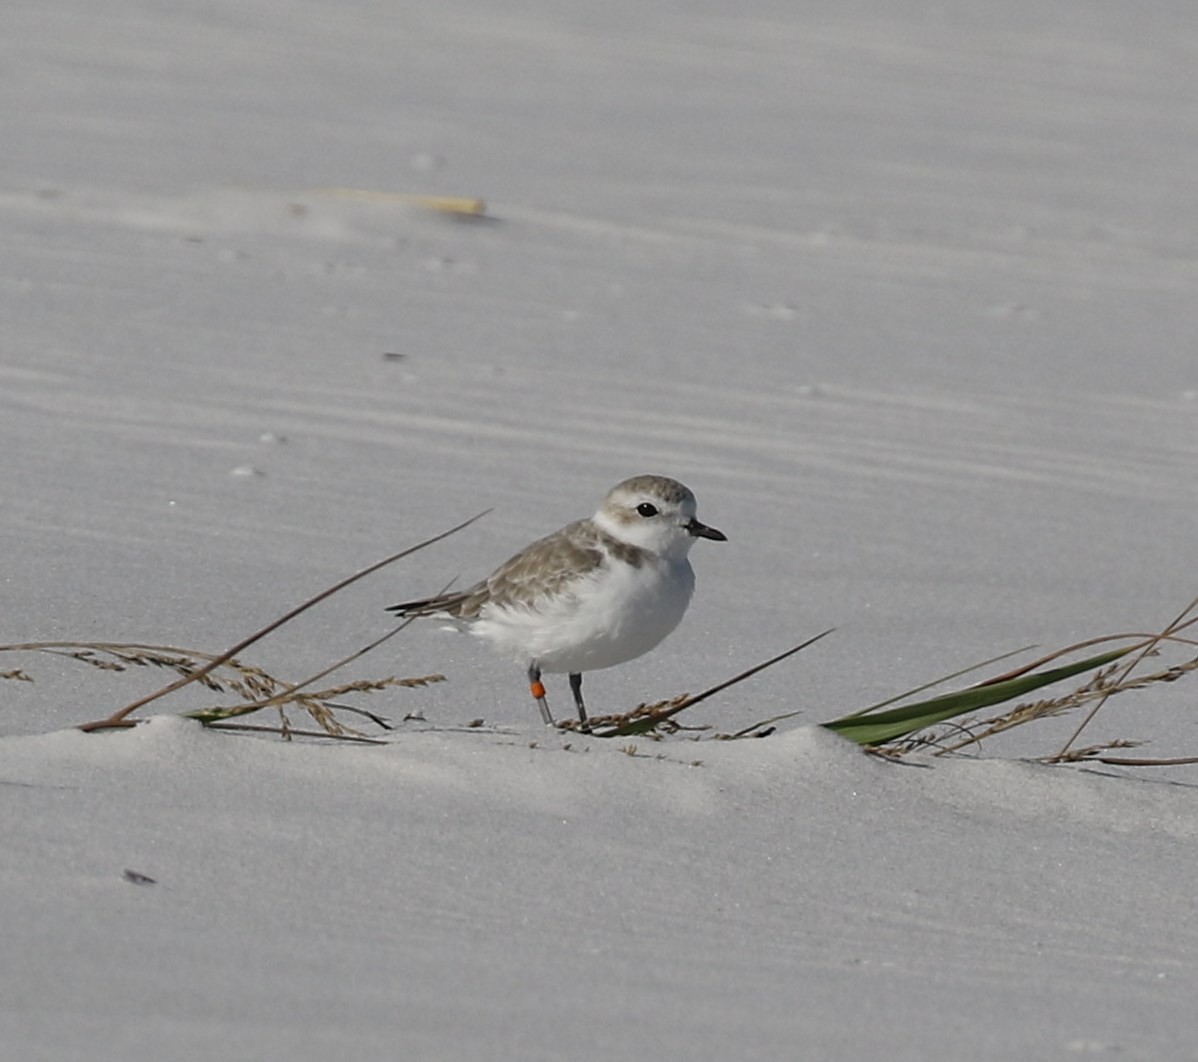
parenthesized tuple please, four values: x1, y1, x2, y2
(839, 645, 1038, 719)
(822, 646, 1131, 746)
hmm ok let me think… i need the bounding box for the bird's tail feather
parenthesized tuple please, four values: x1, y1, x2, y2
(386, 591, 471, 617)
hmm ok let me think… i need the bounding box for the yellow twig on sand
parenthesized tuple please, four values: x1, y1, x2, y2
(316, 187, 488, 217)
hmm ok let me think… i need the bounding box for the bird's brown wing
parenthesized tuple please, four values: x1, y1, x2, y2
(387, 519, 626, 620)
(480, 520, 608, 612)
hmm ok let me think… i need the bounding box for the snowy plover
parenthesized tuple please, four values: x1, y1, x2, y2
(387, 475, 726, 724)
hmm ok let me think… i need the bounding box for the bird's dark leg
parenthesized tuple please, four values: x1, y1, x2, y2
(568, 672, 587, 722)
(528, 662, 554, 725)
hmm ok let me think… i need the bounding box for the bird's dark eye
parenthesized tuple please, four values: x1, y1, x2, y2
(636, 502, 659, 518)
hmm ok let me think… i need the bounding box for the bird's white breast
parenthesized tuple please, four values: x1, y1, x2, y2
(471, 553, 696, 674)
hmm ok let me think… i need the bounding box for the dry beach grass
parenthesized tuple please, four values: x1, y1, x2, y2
(4, 521, 1195, 765)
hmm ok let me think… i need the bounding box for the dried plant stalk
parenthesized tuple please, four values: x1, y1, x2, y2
(74, 511, 486, 732)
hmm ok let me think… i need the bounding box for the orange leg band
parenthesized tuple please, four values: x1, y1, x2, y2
(529, 680, 547, 700)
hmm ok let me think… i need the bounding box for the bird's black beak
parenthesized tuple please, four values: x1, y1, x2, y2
(685, 517, 727, 542)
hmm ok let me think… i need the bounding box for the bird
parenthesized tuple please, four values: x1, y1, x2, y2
(387, 475, 726, 724)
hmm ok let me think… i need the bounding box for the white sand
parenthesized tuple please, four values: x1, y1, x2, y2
(3, 2, 1196, 1059)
